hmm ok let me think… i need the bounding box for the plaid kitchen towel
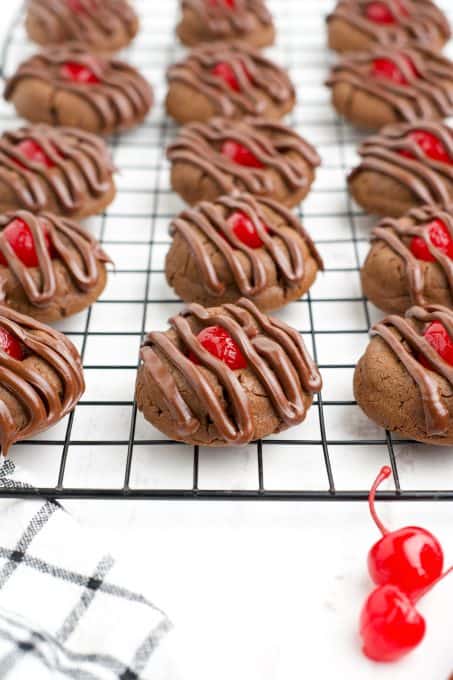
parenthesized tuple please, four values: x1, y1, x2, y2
(0, 459, 174, 680)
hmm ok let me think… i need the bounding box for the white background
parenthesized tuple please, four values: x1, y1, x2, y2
(1, 1, 453, 679)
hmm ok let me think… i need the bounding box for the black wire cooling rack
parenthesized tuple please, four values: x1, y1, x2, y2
(0, 0, 452, 501)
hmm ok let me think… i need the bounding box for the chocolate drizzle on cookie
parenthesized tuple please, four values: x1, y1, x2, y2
(5, 46, 153, 134)
(0, 211, 111, 308)
(327, 0, 450, 49)
(167, 118, 321, 196)
(349, 122, 453, 206)
(27, 0, 138, 45)
(371, 205, 453, 306)
(371, 304, 453, 435)
(167, 42, 294, 118)
(181, 0, 272, 35)
(0, 305, 84, 453)
(327, 47, 453, 122)
(170, 194, 323, 298)
(0, 125, 114, 213)
(140, 298, 322, 444)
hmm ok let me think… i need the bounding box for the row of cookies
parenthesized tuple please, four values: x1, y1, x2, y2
(0, 0, 147, 452)
(325, 1, 453, 445)
(135, 1, 330, 446)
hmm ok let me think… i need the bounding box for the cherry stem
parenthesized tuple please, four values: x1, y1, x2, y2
(414, 566, 453, 604)
(368, 466, 392, 536)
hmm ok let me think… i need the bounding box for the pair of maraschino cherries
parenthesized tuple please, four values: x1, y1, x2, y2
(360, 466, 452, 662)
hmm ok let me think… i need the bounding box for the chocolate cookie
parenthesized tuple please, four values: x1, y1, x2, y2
(166, 42, 295, 124)
(0, 211, 110, 323)
(135, 298, 322, 446)
(167, 118, 320, 208)
(327, 46, 453, 130)
(165, 194, 323, 312)
(0, 125, 116, 218)
(5, 46, 153, 136)
(176, 0, 275, 48)
(348, 122, 453, 217)
(327, 0, 450, 54)
(25, 0, 139, 54)
(354, 304, 453, 445)
(0, 305, 84, 454)
(362, 205, 453, 314)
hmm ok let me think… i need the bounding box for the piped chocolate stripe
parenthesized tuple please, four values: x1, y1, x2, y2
(167, 118, 320, 195)
(371, 205, 453, 306)
(371, 304, 453, 435)
(0, 211, 110, 308)
(140, 298, 322, 445)
(0, 305, 84, 453)
(170, 194, 323, 297)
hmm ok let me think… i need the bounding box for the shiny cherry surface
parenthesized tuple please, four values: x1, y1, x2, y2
(371, 55, 418, 85)
(410, 218, 453, 262)
(221, 140, 264, 169)
(60, 62, 100, 84)
(14, 139, 56, 169)
(0, 326, 24, 361)
(360, 584, 426, 662)
(189, 325, 247, 370)
(365, 0, 408, 24)
(207, 0, 235, 7)
(399, 130, 453, 165)
(367, 467, 444, 600)
(227, 211, 269, 249)
(419, 321, 453, 369)
(0, 218, 55, 269)
(211, 62, 249, 92)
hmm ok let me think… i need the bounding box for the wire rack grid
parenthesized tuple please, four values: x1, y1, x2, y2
(0, 0, 453, 501)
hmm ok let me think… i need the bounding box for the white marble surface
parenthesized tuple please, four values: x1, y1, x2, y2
(1, 1, 453, 678)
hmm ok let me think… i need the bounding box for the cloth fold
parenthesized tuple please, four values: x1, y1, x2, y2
(0, 459, 173, 680)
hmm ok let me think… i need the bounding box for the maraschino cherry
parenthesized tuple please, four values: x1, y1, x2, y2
(360, 568, 453, 662)
(371, 55, 419, 85)
(400, 130, 453, 164)
(0, 326, 24, 361)
(367, 466, 444, 599)
(0, 218, 55, 269)
(14, 139, 56, 169)
(364, 0, 408, 25)
(66, 0, 92, 12)
(189, 326, 247, 370)
(418, 321, 453, 369)
(410, 218, 453, 262)
(227, 211, 269, 249)
(207, 0, 235, 7)
(60, 62, 100, 85)
(211, 62, 250, 92)
(221, 140, 264, 169)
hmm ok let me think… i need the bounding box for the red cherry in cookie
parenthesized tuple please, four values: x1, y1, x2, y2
(365, 0, 408, 24)
(410, 218, 453, 262)
(14, 139, 56, 169)
(207, 0, 235, 7)
(400, 130, 453, 164)
(0, 327, 24, 361)
(211, 62, 250, 92)
(371, 55, 419, 85)
(60, 62, 100, 85)
(221, 140, 264, 169)
(0, 218, 55, 269)
(189, 326, 247, 370)
(66, 0, 94, 12)
(419, 321, 453, 369)
(367, 467, 444, 600)
(360, 584, 426, 662)
(228, 211, 269, 249)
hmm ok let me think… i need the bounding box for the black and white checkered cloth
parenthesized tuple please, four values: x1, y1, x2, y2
(0, 459, 173, 679)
